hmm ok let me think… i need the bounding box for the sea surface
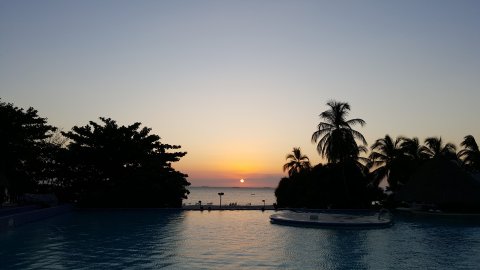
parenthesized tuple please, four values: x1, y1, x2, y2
(183, 187, 276, 206)
(2, 210, 480, 269)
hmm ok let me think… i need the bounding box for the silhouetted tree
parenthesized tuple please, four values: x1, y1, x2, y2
(400, 137, 421, 160)
(311, 100, 367, 163)
(369, 135, 404, 187)
(458, 135, 480, 173)
(419, 137, 457, 160)
(38, 129, 69, 189)
(275, 177, 292, 207)
(310, 101, 368, 203)
(276, 101, 373, 209)
(283, 147, 311, 177)
(368, 135, 421, 193)
(59, 117, 190, 207)
(354, 145, 371, 175)
(275, 162, 373, 209)
(0, 99, 57, 202)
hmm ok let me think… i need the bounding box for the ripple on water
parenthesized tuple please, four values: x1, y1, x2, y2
(2, 210, 480, 269)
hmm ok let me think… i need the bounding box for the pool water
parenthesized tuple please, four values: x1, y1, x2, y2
(1, 210, 480, 269)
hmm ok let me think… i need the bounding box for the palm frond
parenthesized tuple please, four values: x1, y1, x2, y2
(346, 118, 366, 127)
(358, 145, 368, 154)
(350, 129, 367, 145)
(285, 153, 295, 160)
(370, 166, 387, 187)
(311, 128, 330, 143)
(317, 133, 330, 155)
(370, 160, 386, 167)
(369, 151, 387, 161)
(461, 135, 479, 151)
(312, 100, 366, 163)
(444, 143, 457, 152)
(419, 145, 434, 159)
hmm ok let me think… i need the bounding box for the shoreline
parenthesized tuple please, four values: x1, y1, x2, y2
(182, 205, 275, 211)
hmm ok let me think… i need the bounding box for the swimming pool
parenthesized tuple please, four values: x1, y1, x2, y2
(1, 210, 480, 269)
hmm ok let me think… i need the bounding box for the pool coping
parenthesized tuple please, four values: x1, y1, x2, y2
(183, 205, 275, 211)
(0, 204, 73, 231)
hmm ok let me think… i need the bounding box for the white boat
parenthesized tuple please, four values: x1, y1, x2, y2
(270, 210, 393, 228)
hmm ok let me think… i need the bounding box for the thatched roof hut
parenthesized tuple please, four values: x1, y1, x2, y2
(395, 159, 480, 210)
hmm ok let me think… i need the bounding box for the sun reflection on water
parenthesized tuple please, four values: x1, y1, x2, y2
(3, 211, 480, 269)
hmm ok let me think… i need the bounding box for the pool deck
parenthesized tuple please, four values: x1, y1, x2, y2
(182, 205, 275, 211)
(0, 204, 274, 231)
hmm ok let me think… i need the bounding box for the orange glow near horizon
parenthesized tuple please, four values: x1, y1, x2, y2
(176, 167, 282, 187)
(170, 135, 325, 187)
(172, 144, 285, 187)
(3, 1, 480, 192)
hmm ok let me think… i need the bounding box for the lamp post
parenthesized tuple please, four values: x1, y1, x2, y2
(262, 200, 265, 211)
(218, 192, 224, 209)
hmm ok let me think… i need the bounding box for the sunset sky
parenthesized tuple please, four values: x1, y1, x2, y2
(1, 1, 480, 187)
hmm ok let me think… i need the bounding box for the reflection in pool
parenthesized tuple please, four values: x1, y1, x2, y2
(1, 210, 480, 269)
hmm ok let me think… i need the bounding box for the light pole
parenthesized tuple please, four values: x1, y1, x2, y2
(218, 192, 224, 209)
(262, 200, 265, 211)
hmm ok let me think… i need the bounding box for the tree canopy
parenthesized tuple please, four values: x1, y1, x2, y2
(419, 137, 457, 160)
(283, 147, 311, 177)
(458, 135, 480, 172)
(276, 100, 480, 211)
(59, 117, 190, 207)
(276, 101, 377, 209)
(0, 99, 57, 202)
(311, 101, 367, 164)
(1, 100, 190, 208)
(368, 135, 418, 191)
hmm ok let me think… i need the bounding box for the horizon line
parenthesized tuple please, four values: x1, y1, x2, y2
(190, 186, 274, 189)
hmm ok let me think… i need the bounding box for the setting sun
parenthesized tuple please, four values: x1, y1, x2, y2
(240, 179, 245, 183)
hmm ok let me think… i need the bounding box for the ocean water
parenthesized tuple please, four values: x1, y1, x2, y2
(2, 210, 480, 269)
(184, 187, 276, 206)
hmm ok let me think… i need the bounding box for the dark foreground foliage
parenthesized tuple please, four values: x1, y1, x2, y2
(0, 99, 57, 204)
(275, 162, 383, 209)
(58, 118, 190, 207)
(1, 99, 190, 208)
(278, 100, 381, 209)
(275, 100, 480, 211)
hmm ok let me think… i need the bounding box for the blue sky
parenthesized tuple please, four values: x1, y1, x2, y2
(1, 0, 479, 186)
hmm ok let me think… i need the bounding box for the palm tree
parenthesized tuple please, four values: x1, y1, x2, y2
(355, 145, 371, 175)
(311, 101, 367, 164)
(400, 137, 421, 160)
(283, 147, 311, 177)
(419, 137, 457, 160)
(458, 135, 480, 172)
(368, 135, 405, 187)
